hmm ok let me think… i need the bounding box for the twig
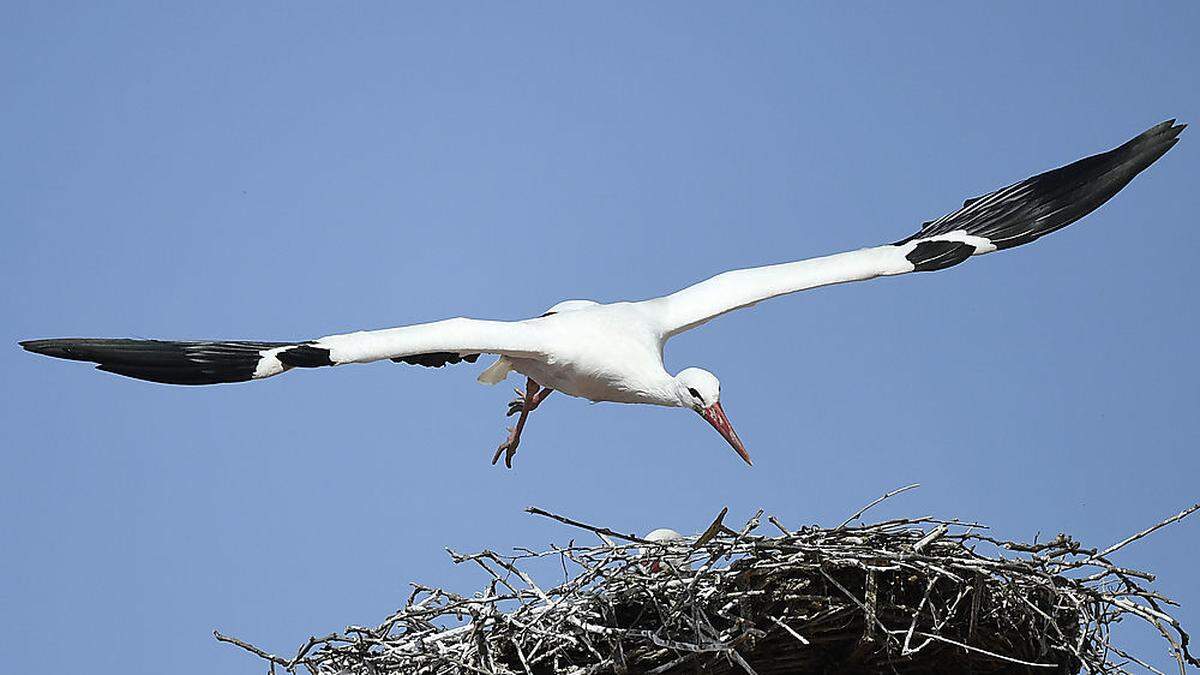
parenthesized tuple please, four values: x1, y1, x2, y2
(525, 506, 654, 544)
(1093, 503, 1200, 561)
(214, 630, 291, 669)
(836, 483, 920, 530)
(895, 631, 1058, 668)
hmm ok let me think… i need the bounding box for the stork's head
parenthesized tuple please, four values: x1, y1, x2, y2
(674, 368, 751, 465)
(640, 528, 686, 573)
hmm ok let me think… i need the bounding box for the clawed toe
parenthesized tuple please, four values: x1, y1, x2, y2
(506, 387, 528, 416)
(492, 434, 519, 468)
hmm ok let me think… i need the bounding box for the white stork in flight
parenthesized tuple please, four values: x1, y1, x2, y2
(22, 121, 1184, 467)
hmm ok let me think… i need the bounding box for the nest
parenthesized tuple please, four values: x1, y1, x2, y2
(219, 487, 1199, 674)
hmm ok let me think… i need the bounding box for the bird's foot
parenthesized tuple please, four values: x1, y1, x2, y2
(493, 378, 553, 468)
(492, 429, 521, 468)
(506, 388, 526, 417)
(506, 383, 553, 417)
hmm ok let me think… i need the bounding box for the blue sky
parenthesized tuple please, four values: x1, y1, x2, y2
(2, 3, 1197, 672)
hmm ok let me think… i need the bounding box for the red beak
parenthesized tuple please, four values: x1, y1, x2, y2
(700, 402, 751, 465)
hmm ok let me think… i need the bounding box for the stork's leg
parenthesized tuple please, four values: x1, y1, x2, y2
(493, 378, 554, 468)
(506, 383, 554, 417)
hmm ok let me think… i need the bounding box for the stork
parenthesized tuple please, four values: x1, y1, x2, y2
(21, 121, 1184, 467)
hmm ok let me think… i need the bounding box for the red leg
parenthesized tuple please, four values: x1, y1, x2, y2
(506, 383, 554, 417)
(493, 378, 553, 468)
(506, 379, 552, 415)
(529, 386, 554, 410)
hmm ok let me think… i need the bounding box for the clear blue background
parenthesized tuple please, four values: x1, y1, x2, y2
(3, 3, 1197, 672)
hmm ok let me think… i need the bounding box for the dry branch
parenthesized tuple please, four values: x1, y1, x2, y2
(218, 492, 1199, 675)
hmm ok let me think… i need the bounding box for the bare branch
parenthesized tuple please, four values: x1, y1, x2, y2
(836, 483, 921, 530)
(1094, 503, 1200, 561)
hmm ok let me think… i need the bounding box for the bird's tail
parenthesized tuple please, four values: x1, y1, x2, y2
(476, 356, 514, 385)
(18, 338, 303, 385)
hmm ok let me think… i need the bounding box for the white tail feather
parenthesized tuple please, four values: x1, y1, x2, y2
(476, 356, 513, 385)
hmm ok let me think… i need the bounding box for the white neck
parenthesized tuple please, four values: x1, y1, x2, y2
(635, 371, 690, 408)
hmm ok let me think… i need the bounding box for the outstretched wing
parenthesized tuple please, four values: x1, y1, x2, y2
(647, 120, 1184, 337)
(20, 317, 546, 385)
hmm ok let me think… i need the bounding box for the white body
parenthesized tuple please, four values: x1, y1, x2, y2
(504, 302, 673, 404)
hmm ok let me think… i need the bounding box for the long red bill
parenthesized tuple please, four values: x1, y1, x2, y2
(700, 402, 751, 466)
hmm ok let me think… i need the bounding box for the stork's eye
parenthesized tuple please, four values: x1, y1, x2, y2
(687, 387, 702, 401)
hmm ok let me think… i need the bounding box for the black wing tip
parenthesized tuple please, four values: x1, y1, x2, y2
(20, 339, 46, 353)
(1128, 118, 1185, 156)
(1145, 118, 1185, 137)
(20, 338, 96, 361)
(1132, 119, 1184, 143)
(21, 337, 291, 385)
(899, 119, 1185, 249)
(1116, 119, 1185, 174)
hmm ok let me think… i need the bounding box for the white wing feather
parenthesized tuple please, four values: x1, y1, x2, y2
(644, 244, 921, 336)
(313, 317, 546, 365)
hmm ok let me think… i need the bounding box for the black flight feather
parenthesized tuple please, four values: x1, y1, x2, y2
(896, 120, 1185, 250)
(19, 338, 290, 385)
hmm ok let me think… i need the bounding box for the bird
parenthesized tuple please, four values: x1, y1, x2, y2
(21, 120, 1184, 467)
(640, 528, 688, 573)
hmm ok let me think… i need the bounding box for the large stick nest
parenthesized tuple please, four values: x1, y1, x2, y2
(219, 489, 1199, 675)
